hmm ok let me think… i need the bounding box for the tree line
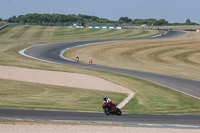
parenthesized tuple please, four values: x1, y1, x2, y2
(1, 13, 199, 26)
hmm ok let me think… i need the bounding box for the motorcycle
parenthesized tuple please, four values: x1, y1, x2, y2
(75, 58, 79, 63)
(102, 102, 121, 115)
(89, 60, 92, 64)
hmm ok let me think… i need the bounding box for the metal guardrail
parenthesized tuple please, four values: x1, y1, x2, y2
(0, 23, 17, 30)
(72, 26, 122, 29)
(87, 26, 122, 29)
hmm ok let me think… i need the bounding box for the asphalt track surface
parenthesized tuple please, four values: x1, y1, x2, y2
(0, 108, 200, 128)
(1, 30, 200, 128)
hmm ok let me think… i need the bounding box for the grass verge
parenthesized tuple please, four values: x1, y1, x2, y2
(0, 78, 126, 111)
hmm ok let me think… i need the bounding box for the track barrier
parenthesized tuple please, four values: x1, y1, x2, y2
(0, 23, 17, 30)
(72, 26, 122, 29)
(72, 26, 84, 28)
(87, 26, 122, 29)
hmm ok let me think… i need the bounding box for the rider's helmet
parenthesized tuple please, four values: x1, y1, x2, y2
(103, 96, 108, 101)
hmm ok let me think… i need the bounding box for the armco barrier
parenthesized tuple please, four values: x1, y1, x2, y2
(0, 23, 17, 30)
(72, 26, 84, 28)
(87, 26, 122, 29)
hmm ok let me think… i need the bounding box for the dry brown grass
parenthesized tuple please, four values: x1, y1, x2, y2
(64, 31, 200, 81)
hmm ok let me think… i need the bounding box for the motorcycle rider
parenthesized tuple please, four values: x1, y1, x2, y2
(89, 57, 92, 64)
(103, 96, 112, 104)
(103, 96, 113, 111)
(75, 56, 79, 62)
(102, 96, 121, 115)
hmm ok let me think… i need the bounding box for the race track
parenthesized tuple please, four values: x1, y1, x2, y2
(23, 30, 200, 99)
(0, 108, 200, 128)
(1, 30, 200, 128)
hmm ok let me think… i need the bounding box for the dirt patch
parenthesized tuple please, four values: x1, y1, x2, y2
(0, 65, 131, 93)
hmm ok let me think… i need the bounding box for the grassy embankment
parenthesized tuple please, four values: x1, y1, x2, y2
(0, 25, 199, 113)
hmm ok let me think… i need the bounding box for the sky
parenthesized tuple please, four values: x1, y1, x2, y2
(0, 0, 199, 23)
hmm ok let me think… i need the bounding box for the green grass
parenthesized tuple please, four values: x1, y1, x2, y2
(33, 26, 47, 37)
(0, 78, 126, 111)
(0, 26, 15, 36)
(0, 25, 199, 114)
(95, 71, 200, 114)
(11, 26, 32, 39)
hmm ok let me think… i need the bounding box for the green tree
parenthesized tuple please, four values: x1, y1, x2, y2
(6, 13, 197, 26)
(186, 18, 191, 24)
(119, 16, 132, 23)
(146, 18, 157, 25)
(154, 19, 168, 26)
